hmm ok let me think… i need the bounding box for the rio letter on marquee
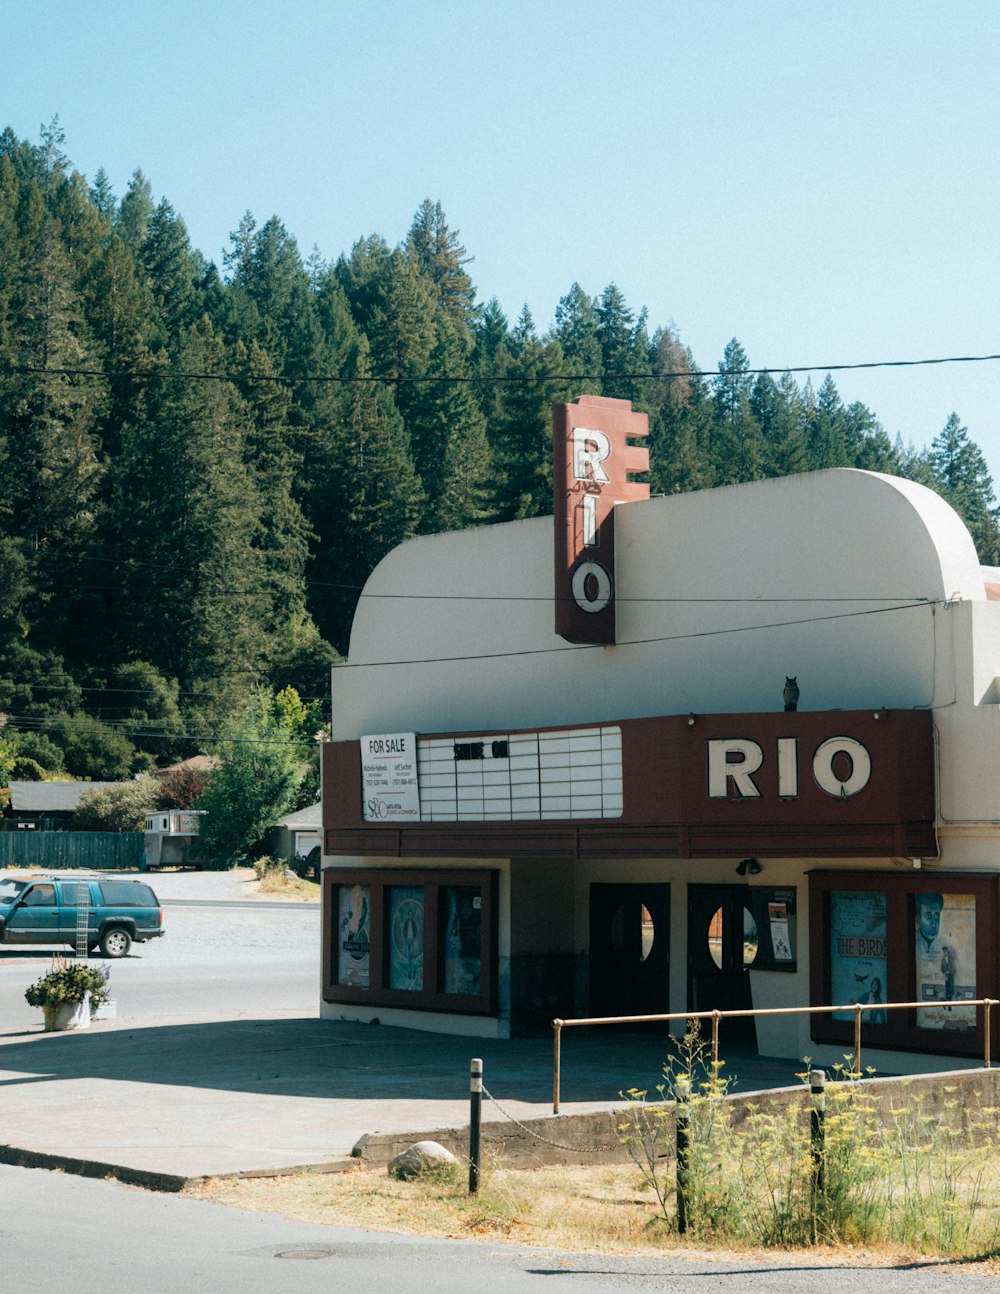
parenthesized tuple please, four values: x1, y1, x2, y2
(553, 395, 649, 643)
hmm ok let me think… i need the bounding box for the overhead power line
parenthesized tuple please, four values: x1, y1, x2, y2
(3, 352, 1000, 387)
(3, 712, 316, 747)
(333, 598, 939, 670)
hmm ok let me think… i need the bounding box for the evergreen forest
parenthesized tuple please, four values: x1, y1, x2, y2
(1, 121, 998, 784)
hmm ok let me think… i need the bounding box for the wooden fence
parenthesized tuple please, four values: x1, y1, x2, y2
(0, 832, 144, 871)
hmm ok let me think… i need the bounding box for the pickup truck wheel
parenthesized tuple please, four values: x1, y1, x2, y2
(100, 927, 132, 958)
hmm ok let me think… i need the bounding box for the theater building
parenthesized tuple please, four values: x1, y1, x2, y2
(321, 395, 1000, 1072)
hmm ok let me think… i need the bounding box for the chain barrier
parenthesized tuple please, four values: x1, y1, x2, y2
(482, 1085, 623, 1155)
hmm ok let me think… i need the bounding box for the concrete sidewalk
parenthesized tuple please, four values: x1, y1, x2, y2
(0, 868, 851, 1189)
(0, 1008, 808, 1188)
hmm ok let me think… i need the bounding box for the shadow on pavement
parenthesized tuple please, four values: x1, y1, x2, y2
(0, 1016, 805, 1105)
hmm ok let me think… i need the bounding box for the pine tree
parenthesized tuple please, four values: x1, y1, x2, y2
(1, 178, 105, 654)
(115, 168, 155, 252)
(80, 232, 157, 465)
(407, 319, 492, 531)
(365, 246, 439, 410)
(101, 318, 270, 718)
(647, 327, 715, 495)
(231, 339, 312, 632)
(808, 374, 849, 469)
(89, 167, 116, 221)
(552, 282, 601, 392)
(309, 338, 424, 649)
(763, 372, 811, 477)
(37, 116, 68, 188)
(843, 402, 899, 473)
(334, 233, 393, 336)
(596, 283, 651, 406)
(490, 312, 563, 520)
(223, 213, 315, 368)
(141, 198, 200, 345)
(929, 412, 1000, 562)
(471, 296, 511, 426)
(406, 199, 477, 343)
(712, 339, 763, 484)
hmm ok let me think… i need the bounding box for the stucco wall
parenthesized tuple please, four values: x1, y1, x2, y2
(323, 469, 1000, 1055)
(333, 469, 984, 740)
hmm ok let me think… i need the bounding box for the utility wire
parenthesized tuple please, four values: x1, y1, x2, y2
(3, 712, 318, 747)
(3, 352, 1000, 387)
(2, 599, 938, 697)
(333, 598, 938, 670)
(29, 576, 934, 605)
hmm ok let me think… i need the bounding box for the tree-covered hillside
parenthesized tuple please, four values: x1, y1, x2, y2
(0, 122, 997, 779)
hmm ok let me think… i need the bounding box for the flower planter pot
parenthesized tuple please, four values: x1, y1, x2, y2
(42, 993, 91, 1032)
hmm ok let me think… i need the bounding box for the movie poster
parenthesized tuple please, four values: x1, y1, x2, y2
(768, 901, 793, 962)
(442, 886, 482, 996)
(915, 893, 976, 1031)
(830, 891, 887, 1023)
(389, 886, 424, 991)
(337, 884, 370, 988)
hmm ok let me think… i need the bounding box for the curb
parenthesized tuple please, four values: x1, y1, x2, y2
(349, 1108, 632, 1169)
(0, 1142, 362, 1192)
(0, 1142, 191, 1193)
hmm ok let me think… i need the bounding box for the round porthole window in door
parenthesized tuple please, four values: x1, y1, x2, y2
(609, 902, 655, 963)
(742, 905, 759, 969)
(707, 904, 759, 971)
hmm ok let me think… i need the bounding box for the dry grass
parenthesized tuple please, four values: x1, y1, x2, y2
(183, 1161, 1000, 1273)
(251, 870, 319, 901)
(185, 1161, 702, 1251)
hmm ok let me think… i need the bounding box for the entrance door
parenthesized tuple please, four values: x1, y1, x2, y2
(687, 884, 759, 1044)
(589, 884, 670, 1020)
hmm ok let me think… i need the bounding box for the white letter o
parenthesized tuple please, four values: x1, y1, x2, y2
(813, 737, 871, 799)
(571, 560, 613, 614)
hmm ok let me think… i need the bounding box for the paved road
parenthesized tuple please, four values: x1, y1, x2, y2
(0, 869, 320, 1027)
(3, 1163, 994, 1294)
(1, 872, 997, 1287)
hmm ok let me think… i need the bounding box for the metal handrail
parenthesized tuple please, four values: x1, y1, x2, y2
(551, 998, 999, 1113)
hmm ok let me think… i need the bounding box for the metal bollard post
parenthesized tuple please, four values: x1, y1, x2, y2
(710, 1013, 721, 1091)
(853, 1004, 862, 1078)
(675, 1074, 691, 1235)
(469, 1057, 483, 1195)
(810, 1067, 827, 1238)
(553, 1020, 562, 1114)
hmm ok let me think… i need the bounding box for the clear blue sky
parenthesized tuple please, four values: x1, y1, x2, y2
(5, 1, 1000, 479)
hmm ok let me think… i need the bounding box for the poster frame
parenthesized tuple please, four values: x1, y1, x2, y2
(322, 867, 498, 1016)
(809, 870, 1000, 1057)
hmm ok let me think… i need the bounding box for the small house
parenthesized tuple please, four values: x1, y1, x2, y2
(4, 781, 123, 831)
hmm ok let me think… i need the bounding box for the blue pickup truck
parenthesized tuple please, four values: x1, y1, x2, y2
(0, 874, 164, 957)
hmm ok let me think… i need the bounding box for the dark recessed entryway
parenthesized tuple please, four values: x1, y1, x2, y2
(687, 883, 758, 1046)
(589, 883, 670, 1021)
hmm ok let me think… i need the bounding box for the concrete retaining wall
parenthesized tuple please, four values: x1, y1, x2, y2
(352, 1066, 1000, 1170)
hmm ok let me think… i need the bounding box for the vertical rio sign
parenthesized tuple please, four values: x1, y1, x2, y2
(553, 395, 649, 644)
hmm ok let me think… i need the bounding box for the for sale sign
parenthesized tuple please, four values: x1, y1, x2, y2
(361, 733, 420, 822)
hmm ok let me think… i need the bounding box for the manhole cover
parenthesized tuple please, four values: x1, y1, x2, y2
(274, 1248, 337, 1260)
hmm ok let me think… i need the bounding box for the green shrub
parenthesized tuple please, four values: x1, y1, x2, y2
(251, 856, 287, 881)
(619, 1032, 1000, 1256)
(25, 960, 111, 1013)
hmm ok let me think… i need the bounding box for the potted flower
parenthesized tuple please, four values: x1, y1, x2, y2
(25, 959, 111, 1032)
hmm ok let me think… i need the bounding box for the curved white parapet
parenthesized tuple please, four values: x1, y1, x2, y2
(333, 470, 983, 740)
